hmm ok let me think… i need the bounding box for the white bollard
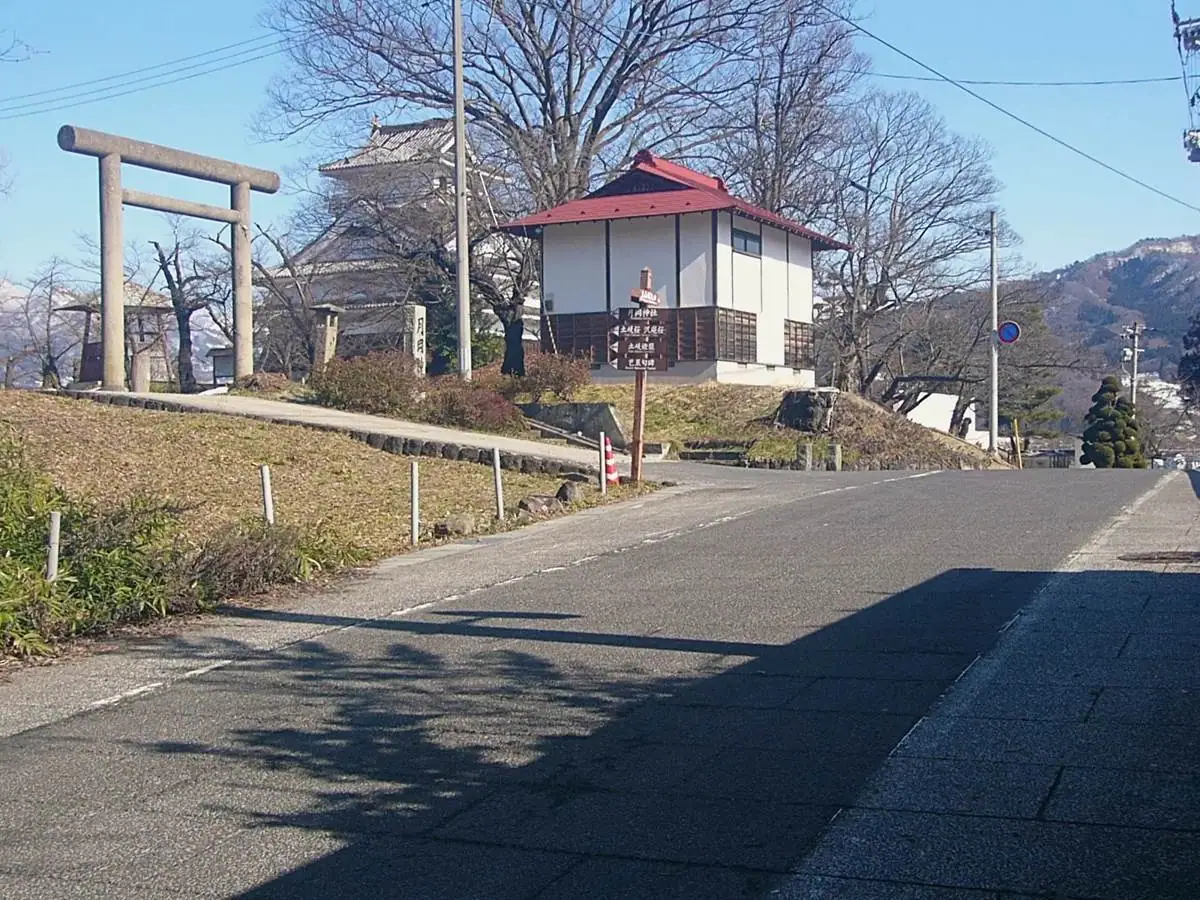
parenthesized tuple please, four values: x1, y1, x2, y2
(492, 447, 505, 520)
(46, 511, 61, 582)
(598, 430, 607, 496)
(259, 464, 275, 526)
(410, 459, 420, 548)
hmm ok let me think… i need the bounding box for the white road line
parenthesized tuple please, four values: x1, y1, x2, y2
(87, 681, 165, 709)
(390, 599, 445, 617)
(179, 660, 233, 679)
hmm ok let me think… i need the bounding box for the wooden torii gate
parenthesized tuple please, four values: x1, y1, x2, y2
(57, 125, 281, 391)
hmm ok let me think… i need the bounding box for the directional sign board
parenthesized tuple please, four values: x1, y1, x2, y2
(609, 307, 668, 371)
(631, 287, 661, 307)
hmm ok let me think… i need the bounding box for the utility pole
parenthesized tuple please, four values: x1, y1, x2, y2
(452, 0, 472, 380)
(1125, 322, 1145, 408)
(989, 210, 999, 457)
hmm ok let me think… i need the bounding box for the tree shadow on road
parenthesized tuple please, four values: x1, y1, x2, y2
(131, 564, 1091, 899)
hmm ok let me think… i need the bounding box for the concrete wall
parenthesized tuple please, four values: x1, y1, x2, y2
(590, 359, 812, 387)
(541, 221, 607, 314)
(519, 401, 628, 449)
(902, 392, 988, 447)
(728, 214, 760, 314)
(760, 225, 789, 366)
(715, 211, 733, 309)
(786, 234, 814, 323)
(608, 218, 676, 309)
(678, 213, 712, 307)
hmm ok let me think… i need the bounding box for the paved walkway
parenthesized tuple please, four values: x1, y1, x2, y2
(118, 392, 607, 470)
(776, 469, 1200, 899)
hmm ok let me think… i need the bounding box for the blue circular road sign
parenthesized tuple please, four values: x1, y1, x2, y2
(998, 321, 1021, 344)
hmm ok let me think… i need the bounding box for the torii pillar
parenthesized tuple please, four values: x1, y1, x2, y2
(58, 125, 281, 391)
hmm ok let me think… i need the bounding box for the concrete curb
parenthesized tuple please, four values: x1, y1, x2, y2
(58, 390, 600, 479)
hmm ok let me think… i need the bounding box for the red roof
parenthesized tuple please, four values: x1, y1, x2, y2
(497, 151, 849, 252)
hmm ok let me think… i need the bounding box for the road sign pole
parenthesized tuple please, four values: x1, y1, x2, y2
(631, 368, 647, 483)
(628, 267, 655, 483)
(989, 210, 999, 459)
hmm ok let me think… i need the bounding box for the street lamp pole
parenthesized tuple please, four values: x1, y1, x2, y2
(452, 0, 472, 380)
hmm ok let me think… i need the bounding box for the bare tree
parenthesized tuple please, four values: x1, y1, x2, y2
(211, 216, 365, 378)
(869, 277, 1103, 446)
(263, 0, 764, 210)
(0, 258, 81, 388)
(814, 90, 1009, 394)
(150, 220, 226, 393)
(708, 0, 864, 220)
(0, 30, 34, 198)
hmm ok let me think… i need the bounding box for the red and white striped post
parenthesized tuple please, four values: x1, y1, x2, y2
(604, 436, 619, 488)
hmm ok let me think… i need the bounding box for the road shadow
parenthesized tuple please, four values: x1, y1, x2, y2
(128, 564, 1080, 899)
(1186, 469, 1200, 498)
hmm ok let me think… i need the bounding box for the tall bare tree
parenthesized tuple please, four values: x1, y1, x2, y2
(878, 285, 1098, 433)
(814, 90, 1009, 394)
(708, 0, 864, 220)
(150, 222, 225, 393)
(263, 0, 763, 209)
(219, 223, 332, 378)
(0, 258, 80, 388)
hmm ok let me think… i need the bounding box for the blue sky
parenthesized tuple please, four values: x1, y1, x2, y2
(0, 0, 1197, 285)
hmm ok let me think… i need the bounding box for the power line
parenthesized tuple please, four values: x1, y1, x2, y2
(870, 71, 1181, 87)
(816, 2, 1200, 216)
(0, 45, 286, 121)
(0, 35, 279, 105)
(0, 39, 284, 115)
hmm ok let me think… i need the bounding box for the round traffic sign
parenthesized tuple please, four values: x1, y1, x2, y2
(998, 321, 1021, 344)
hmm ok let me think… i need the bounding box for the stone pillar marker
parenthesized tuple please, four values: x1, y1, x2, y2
(130, 349, 151, 393)
(58, 125, 280, 390)
(310, 305, 343, 373)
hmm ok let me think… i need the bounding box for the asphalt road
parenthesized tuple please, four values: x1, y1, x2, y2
(0, 466, 1161, 899)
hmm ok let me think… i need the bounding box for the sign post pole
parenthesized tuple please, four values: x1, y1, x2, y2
(631, 366, 647, 483)
(629, 268, 657, 483)
(609, 267, 666, 483)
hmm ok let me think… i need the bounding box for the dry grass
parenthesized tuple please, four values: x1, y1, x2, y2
(574, 383, 781, 443)
(573, 382, 1005, 469)
(0, 392, 643, 560)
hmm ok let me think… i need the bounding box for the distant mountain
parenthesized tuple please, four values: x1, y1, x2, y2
(1035, 236, 1200, 379)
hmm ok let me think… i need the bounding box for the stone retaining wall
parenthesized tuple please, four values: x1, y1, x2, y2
(60, 391, 599, 479)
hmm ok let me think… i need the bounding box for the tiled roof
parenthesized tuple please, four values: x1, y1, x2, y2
(319, 118, 455, 173)
(57, 282, 172, 313)
(496, 151, 849, 252)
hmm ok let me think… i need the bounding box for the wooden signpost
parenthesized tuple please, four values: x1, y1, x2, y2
(613, 268, 665, 482)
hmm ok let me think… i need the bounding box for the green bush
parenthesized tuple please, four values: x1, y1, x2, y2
(1081, 376, 1147, 469)
(309, 350, 422, 416)
(183, 519, 362, 608)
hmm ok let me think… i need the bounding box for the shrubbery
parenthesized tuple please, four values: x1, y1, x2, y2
(309, 349, 593, 430)
(309, 351, 422, 416)
(522, 351, 592, 403)
(0, 430, 361, 658)
(1081, 376, 1147, 469)
(422, 379, 524, 432)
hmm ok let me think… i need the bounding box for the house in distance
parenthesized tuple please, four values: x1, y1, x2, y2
(498, 151, 849, 386)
